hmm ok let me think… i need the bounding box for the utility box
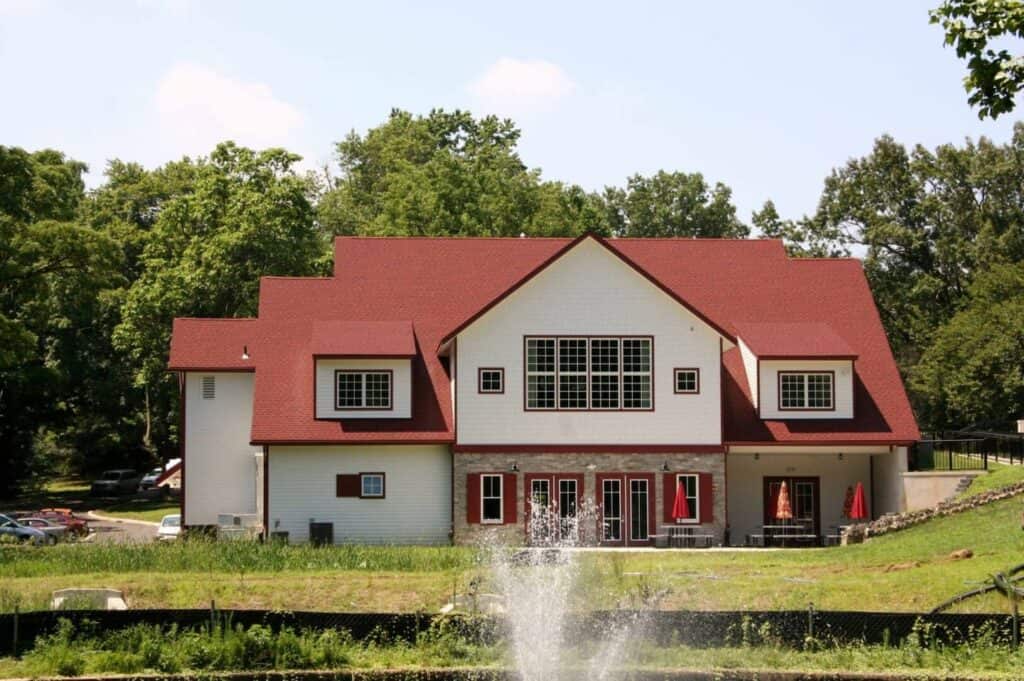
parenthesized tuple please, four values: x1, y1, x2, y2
(309, 522, 333, 547)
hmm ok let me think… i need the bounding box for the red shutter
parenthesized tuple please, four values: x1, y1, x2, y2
(467, 474, 481, 524)
(503, 473, 517, 525)
(663, 473, 676, 523)
(699, 473, 714, 523)
(336, 474, 360, 497)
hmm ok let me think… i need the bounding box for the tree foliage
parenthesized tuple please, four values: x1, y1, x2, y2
(932, 0, 1024, 119)
(604, 171, 748, 238)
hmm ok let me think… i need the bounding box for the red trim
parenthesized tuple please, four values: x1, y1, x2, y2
(726, 440, 916, 447)
(466, 473, 481, 524)
(333, 369, 395, 411)
(167, 366, 254, 373)
(314, 353, 415, 359)
(523, 335, 655, 412)
(777, 370, 836, 412)
(596, 472, 655, 546)
(437, 233, 735, 350)
(673, 368, 700, 394)
(477, 367, 505, 394)
(452, 444, 726, 453)
(757, 354, 858, 361)
(252, 438, 455, 446)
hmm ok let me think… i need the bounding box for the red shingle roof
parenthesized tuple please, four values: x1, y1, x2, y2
(169, 236, 919, 446)
(735, 322, 857, 359)
(169, 318, 258, 371)
(311, 320, 416, 358)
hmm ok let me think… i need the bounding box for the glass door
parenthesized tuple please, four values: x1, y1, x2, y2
(629, 478, 650, 543)
(601, 478, 622, 542)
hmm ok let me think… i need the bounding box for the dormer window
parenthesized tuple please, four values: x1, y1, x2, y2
(779, 372, 833, 410)
(335, 370, 392, 410)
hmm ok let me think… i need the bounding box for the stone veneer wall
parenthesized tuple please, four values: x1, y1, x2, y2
(452, 452, 725, 546)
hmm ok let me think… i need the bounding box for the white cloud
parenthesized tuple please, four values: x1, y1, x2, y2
(468, 58, 577, 115)
(154, 62, 305, 157)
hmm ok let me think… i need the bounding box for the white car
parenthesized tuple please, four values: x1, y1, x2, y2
(157, 514, 181, 541)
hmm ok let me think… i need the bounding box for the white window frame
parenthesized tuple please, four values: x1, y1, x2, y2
(675, 473, 700, 524)
(360, 473, 384, 498)
(335, 370, 392, 410)
(674, 368, 700, 394)
(558, 337, 588, 409)
(478, 368, 504, 394)
(779, 371, 834, 410)
(481, 474, 503, 524)
(602, 478, 622, 542)
(524, 336, 653, 411)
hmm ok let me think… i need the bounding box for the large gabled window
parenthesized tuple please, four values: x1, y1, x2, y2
(779, 371, 834, 410)
(524, 336, 653, 411)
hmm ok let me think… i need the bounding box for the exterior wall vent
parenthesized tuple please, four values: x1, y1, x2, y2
(201, 376, 216, 400)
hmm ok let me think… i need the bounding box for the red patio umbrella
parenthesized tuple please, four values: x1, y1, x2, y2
(774, 481, 793, 521)
(849, 481, 868, 521)
(672, 479, 691, 522)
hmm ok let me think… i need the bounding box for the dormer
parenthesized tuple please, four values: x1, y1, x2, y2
(735, 322, 857, 420)
(312, 321, 415, 419)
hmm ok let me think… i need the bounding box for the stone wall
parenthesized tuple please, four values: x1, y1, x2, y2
(844, 479, 1024, 543)
(453, 452, 725, 546)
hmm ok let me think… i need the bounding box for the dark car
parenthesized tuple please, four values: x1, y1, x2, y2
(90, 469, 141, 496)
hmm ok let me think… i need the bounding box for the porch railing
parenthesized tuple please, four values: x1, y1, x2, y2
(911, 432, 1024, 471)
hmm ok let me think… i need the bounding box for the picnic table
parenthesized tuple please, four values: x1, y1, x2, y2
(746, 524, 819, 547)
(658, 524, 714, 548)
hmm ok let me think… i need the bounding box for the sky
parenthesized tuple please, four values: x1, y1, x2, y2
(1, 0, 1020, 223)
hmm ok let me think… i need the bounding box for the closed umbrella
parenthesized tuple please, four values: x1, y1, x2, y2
(672, 480, 691, 521)
(775, 481, 793, 521)
(849, 481, 868, 521)
(842, 486, 854, 520)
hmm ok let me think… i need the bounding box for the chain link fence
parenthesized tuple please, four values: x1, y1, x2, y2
(1, 606, 1016, 656)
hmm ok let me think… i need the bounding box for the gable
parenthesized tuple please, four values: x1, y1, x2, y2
(440, 234, 732, 348)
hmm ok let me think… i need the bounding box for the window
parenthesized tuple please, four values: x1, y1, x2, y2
(478, 368, 504, 394)
(602, 478, 622, 542)
(674, 368, 700, 394)
(779, 372, 834, 410)
(524, 336, 653, 411)
(335, 370, 392, 410)
(675, 474, 699, 523)
(360, 473, 385, 498)
(481, 474, 503, 523)
(630, 478, 650, 541)
(201, 376, 216, 399)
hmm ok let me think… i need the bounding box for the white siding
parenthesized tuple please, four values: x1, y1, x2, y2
(726, 450, 872, 545)
(184, 372, 258, 526)
(758, 359, 854, 419)
(268, 444, 451, 544)
(455, 239, 723, 445)
(738, 338, 759, 408)
(315, 359, 411, 419)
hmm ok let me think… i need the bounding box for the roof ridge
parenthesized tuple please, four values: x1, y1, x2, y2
(175, 317, 257, 322)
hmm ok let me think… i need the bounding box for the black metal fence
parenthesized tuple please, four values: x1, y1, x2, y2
(911, 431, 1024, 471)
(1, 607, 1016, 656)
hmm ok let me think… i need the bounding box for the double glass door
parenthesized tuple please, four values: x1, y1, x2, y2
(526, 474, 581, 544)
(599, 474, 653, 546)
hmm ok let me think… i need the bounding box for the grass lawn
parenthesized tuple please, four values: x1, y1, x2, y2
(957, 460, 1024, 499)
(2, 483, 1023, 614)
(3, 478, 178, 523)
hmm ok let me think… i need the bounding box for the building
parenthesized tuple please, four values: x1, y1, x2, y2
(168, 234, 919, 546)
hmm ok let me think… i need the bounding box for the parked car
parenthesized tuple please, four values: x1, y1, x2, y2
(38, 508, 89, 537)
(18, 518, 68, 544)
(139, 467, 164, 490)
(157, 514, 181, 541)
(90, 469, 141, 496)
(0, 514, 46, 545)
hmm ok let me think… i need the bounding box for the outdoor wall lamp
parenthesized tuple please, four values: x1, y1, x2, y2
(510, 462, 519, 472)
(242, 345, 250, 360)
(661, 461, 670, 472)
(838, 452, 844, 461)
(754, 453, 760, 461)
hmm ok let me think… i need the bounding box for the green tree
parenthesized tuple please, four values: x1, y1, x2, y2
(603, 171, 747, 238)
(911, 262, 1024, 428)
(114, 143, 324, 458)
(318, 109, 605, 237)
(932, 0, 1024, 119)
(0, 146, 121, 496)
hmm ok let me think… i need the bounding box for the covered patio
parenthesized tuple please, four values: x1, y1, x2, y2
(724, 445, 907, 546)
